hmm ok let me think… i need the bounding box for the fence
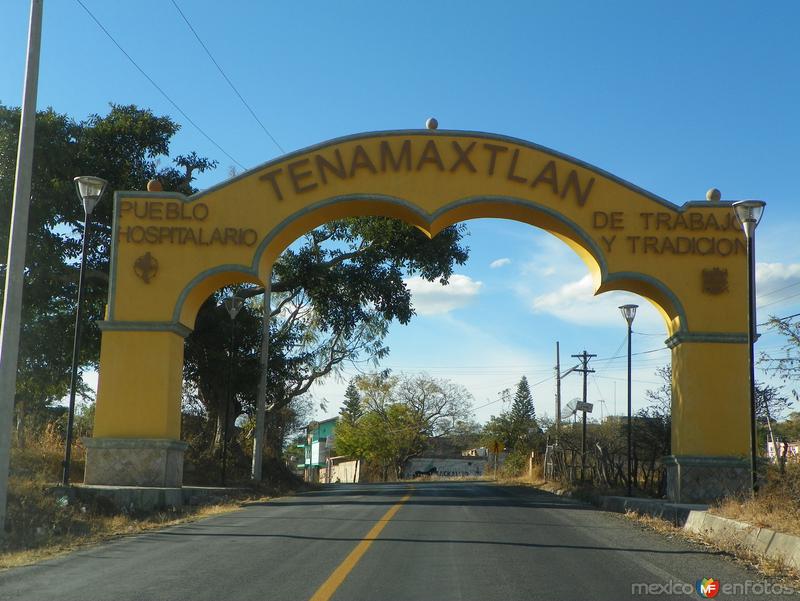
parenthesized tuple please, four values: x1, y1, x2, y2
(543, 442, 666, 497)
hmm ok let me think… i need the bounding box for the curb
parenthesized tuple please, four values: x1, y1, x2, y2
(535, 485, 800, 572)
(684, 511, 800, 571)
(599, 496, 708, 527)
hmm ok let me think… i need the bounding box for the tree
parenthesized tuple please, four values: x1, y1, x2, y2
(0, 104, 216, 442)
(0, 103, 471, 470)
(756, 383, 792, 423)
(761, 316, 800, 400)
(182, 294, 263, 451)
(181, 213, 469, 465)
(509, 376, 537, 442)
(774, 412, 800, 442)
(484, 377, 540, 453)
(644, 365, 672, 415)
(334, 373, 474, 479)
(340, 380, 363, 424)
(392, 374, 473, 437)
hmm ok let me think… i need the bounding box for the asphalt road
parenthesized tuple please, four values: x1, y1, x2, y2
(1, 481, 798, 601)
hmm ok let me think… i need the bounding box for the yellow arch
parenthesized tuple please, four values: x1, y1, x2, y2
(89, 130, 753, 501)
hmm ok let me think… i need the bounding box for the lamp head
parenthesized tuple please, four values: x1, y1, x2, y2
(619, 304, 638, 326)
(733, 200, 766, 239)
(224, 295, 244, 320)
(73, 176, 108, 215)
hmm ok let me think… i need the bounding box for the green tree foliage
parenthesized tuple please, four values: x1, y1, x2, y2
(482, 376, 541, 453)
(0, 104, 216, 440)
(182, 214, 468, 462)
(340, 380, 363, 424)
(335, 373, 473, 479)
(1, 103, 470, 472)
(774, 412, 800, 442)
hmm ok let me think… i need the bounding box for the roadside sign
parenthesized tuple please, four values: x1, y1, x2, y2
(491, 441, 504, 454)
(576, 402, 593, 413)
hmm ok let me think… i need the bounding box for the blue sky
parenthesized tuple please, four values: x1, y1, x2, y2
(3, 1, 800, 424)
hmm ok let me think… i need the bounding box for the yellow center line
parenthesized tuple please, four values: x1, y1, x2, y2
(309, 489, 413, 601)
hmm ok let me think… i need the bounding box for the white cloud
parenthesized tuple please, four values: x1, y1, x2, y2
(407, 274, 482, 316)
(490, 257, 511, 269)
(757, 262, 800, 309)
(531, 274, 665, 330)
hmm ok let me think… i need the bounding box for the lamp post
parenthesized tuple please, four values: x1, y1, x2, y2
(62, 176, 107, 486)
(221, 295, 244, 486)
(733, 200, 766, 494)
(619, 303, 638, 497)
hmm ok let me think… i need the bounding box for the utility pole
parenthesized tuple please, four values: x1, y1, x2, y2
(0, 0, 43, 536)
(555, 342, 561, 440)
(555, 344, 579, 444)
(572, 350, 595, 482)
(251, 271, 272, 481)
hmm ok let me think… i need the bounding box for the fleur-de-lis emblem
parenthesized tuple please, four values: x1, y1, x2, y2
(134, 252, 159, 284)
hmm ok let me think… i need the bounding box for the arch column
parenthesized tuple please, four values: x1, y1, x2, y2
(665, 332, 751, 503)
(84, 321, 189, 487)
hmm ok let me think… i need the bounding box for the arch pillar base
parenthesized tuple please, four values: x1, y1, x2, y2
(83, 438, 188, 487)
(664, 455, 749, 503)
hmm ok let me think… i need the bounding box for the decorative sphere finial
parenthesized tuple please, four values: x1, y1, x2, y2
(426, 117, 438, 130)
(147, 179, 163, 192)
(706, 188, 721, 202)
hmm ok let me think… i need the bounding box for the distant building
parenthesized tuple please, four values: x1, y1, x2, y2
(767, 440, 800, 463)
(462, 447, 488, 457)
(298, 417, 338, 482)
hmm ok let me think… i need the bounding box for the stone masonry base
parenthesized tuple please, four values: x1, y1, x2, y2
(664, 455, 750, 504)
(83, 437, 188, 487)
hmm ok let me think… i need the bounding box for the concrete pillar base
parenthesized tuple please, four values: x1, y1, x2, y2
(664, 455, 750, 503)
(83, 438, 187, 487)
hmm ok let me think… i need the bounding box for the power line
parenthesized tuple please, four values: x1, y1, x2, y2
(593, 346, 669, 363)
(594, 374, 662, 385)
(471, 375, 554, 411)
(759, 289, 800, 309)
(759, 311, 800, 327)
(759, 279, 800, 300)
(169, 0, 284, 154)
(75, 0, 246, 170)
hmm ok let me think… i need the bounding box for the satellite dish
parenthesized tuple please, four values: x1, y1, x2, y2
(561, 398, 580, 421)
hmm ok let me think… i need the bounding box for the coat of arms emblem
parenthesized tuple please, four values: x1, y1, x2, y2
(702, 267, 728, 295)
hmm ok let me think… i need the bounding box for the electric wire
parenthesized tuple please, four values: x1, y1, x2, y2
(169, 0, 285, 154)
(471, 375, 554, 411)
(760, 289, 800, 309)
(758, 311, 800, 328)
(759, 280, 800, 300)
(74, 0, 246, 170)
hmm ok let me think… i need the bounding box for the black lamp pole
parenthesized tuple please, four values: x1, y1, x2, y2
(733, 200, 766, 495)
(746, 233, 758, 493)
(619, 304, 638, 497)
(62, 176, 107, 486)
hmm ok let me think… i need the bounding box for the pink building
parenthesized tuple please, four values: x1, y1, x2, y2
(766, 441, 800, 462)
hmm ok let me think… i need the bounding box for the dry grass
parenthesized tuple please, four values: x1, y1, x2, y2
(1, 425, 299, 569)
(711, 465, 800, 538)
(0, 499, 250, 569)
(623, 508, 800, 586)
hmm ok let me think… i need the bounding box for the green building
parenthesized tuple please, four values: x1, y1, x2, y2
(297, 417, 338, 482)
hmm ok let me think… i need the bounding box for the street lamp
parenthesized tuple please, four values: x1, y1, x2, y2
(221, 295, 244, 486)
(733, 200, 766, 494)
(62, 176, 108, 486)
(619, 303, 638, 497)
